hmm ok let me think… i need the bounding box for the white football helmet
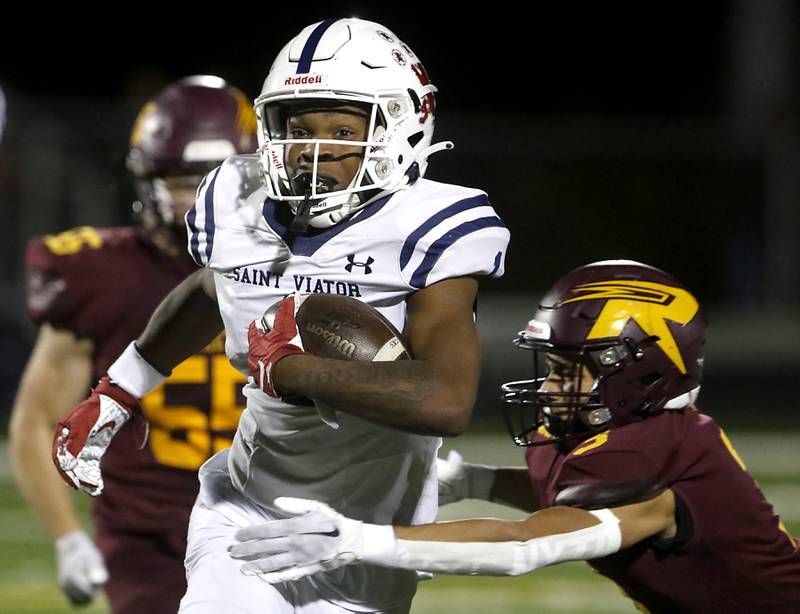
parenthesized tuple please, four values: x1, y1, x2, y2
(255, 18, 453, 228)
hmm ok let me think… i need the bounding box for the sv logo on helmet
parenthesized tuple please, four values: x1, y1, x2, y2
(562, 281, 699, 373)
(410, 63, 436, 124)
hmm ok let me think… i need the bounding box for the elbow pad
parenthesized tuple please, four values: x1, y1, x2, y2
(383, 509, 621, 576)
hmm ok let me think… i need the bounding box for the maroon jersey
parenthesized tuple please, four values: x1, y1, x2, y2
(26, 226, 246, 533)
(525, 408, 800, 613)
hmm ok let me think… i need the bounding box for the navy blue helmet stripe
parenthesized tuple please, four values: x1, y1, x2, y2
(399, 194, 491, 270)
(297, 19, 339, 74)
(409, 216, 506, 288)
(203, 167, 221, 262)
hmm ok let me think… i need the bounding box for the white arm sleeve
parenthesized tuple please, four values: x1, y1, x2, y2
(368, 509, 621, 577)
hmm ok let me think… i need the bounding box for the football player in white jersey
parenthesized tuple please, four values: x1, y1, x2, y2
(52, 18, 510, 614)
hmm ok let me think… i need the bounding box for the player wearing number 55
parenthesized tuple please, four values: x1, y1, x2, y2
(10, 77, 256, 613)
(234, 261, 800, 614)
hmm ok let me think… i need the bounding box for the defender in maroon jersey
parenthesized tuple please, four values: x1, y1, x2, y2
(448, 260, 798, 611)
(222, 260, 800, 614)
(11, 76, 256, 613)
(504, 261, 800, 611)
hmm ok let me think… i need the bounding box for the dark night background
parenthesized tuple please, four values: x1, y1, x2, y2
(1, 2, 798, 425)
(3, 7, 728, 113)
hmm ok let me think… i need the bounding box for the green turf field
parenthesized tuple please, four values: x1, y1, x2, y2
(1, 431, 798, 614)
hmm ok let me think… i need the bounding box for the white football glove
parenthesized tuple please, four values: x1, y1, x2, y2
(229, 497, 396, 583)
(55, 530, 109, 605)
(436, 450, 497, 505)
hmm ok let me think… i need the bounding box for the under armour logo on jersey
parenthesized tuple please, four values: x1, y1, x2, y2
(345, 255, 374, 275)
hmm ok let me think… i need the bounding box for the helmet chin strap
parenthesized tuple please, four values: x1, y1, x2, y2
(289, 172, 338, 233)
(290, 191, 314, 233)
(288, 169, 377, 231)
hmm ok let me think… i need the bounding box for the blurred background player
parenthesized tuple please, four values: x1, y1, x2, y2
(233, 260, 800, 613)
(10, 75, 257, 612)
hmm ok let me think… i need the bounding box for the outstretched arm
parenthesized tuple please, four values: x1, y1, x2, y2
(395, 489, 675, 548)
(230, 490, 676, 580)
(271, 277, 480, 436)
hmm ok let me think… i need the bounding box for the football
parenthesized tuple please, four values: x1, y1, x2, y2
(262, 294, 412, 361)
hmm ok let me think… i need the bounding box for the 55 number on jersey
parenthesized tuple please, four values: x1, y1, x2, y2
(142, 335, 245, 470)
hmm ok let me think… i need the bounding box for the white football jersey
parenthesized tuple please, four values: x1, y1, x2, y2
(185, 154, 509, 609)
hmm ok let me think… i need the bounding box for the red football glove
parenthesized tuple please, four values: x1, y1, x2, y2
(248, 294, 308, 397)
(52, 376, 143, 496)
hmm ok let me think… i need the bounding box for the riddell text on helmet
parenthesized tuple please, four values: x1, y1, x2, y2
(284, 75, 325, 86)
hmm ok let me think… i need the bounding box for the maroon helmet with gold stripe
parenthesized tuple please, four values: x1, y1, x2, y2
(502, 260, 707, 447)
(127, 75, 258, 228)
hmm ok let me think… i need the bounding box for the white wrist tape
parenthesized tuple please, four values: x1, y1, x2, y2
(357, 522, 398, 563)
(107, 342, 168, 398)
(368, 508, 621, 576)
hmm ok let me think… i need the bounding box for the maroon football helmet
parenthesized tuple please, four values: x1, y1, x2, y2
(127, 75, 258, 229)
(502, 260, 707, 447)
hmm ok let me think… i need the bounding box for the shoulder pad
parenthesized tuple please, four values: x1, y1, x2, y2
(25, 227, 136, 328)
(396, 181, 508, 288)
(186, 155, 263, 267)
(33, 226, 106, 260)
